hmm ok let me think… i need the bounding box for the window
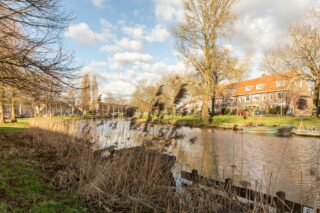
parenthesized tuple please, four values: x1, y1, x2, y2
(225, 89, 235, 94)
(276, 81, 285, 87)
(245, 86, 253, 91)
(277, 92, 283, 99)
(256, 84, 264, 90)
(246, 95, 250, 101)
(270, 94, 273, 100)
(253, 95, 260, 101)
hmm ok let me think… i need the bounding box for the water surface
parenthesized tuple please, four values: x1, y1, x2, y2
(75, 120, 320, 205)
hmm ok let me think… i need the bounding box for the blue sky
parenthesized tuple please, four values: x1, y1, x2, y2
(62, 0, 316, 99)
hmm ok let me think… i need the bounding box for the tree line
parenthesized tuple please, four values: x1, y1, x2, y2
(131, 0, 320, 120)
(0, 0, 78, 123)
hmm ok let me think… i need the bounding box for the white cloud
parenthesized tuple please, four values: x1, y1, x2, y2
(122, 25, 145, 39)
(91, 0, 106, 9)
(81, 58, 186, 99)
(100, 38, 142, 52)
(65, 22, 107, 44)
(229, 0, 315, 75)
(113, 52, 153, 64)
(145, 25, 170, 42)
(154, 0, 184, 22)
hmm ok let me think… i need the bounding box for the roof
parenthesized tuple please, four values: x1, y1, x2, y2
(219, 71, 297, 97)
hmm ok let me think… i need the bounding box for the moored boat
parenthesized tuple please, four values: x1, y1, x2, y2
(292, 128, 320, 137)
(241, 126, 292, 136)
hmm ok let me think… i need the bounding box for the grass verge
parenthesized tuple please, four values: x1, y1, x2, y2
(0, 132, 94, 212)
(139, 115, 320, 129)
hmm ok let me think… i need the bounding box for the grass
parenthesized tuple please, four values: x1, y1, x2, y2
(142, 114, 320, 129)
(0, 118, 31, 132)
(0, 131, 92, 212)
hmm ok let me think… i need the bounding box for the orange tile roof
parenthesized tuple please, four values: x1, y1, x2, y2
(219, 71, 297, 97)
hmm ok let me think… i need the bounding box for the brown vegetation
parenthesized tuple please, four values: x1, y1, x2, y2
(23, 118, 299, 212)
(26, 125, 230, 212)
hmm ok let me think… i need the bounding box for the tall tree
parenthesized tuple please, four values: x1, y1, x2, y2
(65, 88, 77, 116)
(0, 0, 78, 94)
(0, 84, 4, 124)
(9, 87, 17, 122)
(90, 75, 99, 114)
(264, 9, 320, 117)
(174, 0, 241, 121)
(81, 74, 90, 114)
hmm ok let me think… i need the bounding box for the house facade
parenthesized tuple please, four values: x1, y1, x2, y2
(214, 72, 313, 116)
(181, 72, 313, 116)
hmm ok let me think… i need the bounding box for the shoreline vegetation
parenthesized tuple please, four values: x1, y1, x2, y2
(0, 118, 250, 212)
(0, 117, 318, 212)
(137, 115, 320, 129)
(0, 117, 319, 212)
(1, 115, 319, 133)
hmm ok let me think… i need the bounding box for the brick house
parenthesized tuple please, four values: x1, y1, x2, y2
(214, 72, 313, 116)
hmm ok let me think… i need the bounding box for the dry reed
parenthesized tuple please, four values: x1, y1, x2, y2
(24, 117, 291, 212)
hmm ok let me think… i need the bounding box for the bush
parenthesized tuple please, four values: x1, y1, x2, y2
(268, 106, 289, 115)
(221, 108, 231, 115)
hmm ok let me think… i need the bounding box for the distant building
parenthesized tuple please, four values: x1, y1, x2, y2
(215, 72, 313, 116)
(183, 72, 314, 116)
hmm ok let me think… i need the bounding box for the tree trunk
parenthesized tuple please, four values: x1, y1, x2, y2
(173, 105, 177, 115)
(10, 101, 17, 122)
(19, 101, 22, 116)
(211, 95, 216, 117)
(313, 81, 320, 118)
(0, 102, 4, 124)
(35, 105, 40, 117)
(201, 95, 209, 121)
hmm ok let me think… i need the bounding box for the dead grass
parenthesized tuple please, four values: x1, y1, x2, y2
(24, 118, 305, 212)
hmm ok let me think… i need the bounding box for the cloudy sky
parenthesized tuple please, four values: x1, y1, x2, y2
(63, 0, 316, 99)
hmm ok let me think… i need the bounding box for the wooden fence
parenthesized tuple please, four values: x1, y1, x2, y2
(181, 169, 319, 213)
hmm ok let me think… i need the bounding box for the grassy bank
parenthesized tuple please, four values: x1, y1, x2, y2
(142, 115, 320, 129)
(0, 130, 98, 212)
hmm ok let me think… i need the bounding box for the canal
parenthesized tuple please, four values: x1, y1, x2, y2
(75, 119, 320, 205)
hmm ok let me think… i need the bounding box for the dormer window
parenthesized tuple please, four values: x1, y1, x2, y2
(245, 86, 253, 91)
(256, 84, 264, 90)
(276, 81, 284, 87)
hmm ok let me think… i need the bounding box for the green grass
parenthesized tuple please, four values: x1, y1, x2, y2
(144, 115, 320, 129)
(0, 132, 90, 212)
(0, 118, 32, 132)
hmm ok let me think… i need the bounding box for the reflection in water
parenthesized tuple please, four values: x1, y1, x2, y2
(74, 120, 320, 205)
(168, 127, 320, 205)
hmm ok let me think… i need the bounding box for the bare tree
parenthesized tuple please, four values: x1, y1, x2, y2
(81, 74, 90, 115)
(0, 84, 5, 124)
(0, 0, 78, 94)
(174, 0, 242, 121)
(131, 83, 156, 113)
(264, 8, 320, 117)
(65, 87, 77, 116)
(90, 75, 99, 114)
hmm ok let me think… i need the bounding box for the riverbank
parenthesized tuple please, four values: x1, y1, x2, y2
(1, 118, 319, 212)
(0, 130, 96, 212)
(0, 118, 254, 212)
(140, 115, 320, 129)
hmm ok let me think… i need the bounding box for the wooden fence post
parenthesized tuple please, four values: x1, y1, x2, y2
(224, 178, 233, 195)
(276, 191, 286, 213)
(191, 169, 199, 184)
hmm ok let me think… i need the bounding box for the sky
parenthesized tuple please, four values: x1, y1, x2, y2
(63, 0, 316, 99)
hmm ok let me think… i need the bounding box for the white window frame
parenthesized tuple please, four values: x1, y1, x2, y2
(277, 92, 284, 99)
(276, 81, 285, 87)
(245, 86, 253, 91)
(256, 84, 264, 90)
